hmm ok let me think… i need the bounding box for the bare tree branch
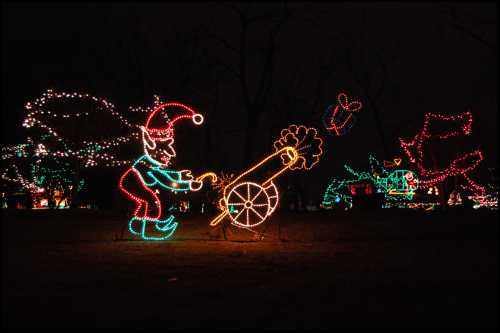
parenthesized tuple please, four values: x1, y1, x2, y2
(239, 18, 252, 109)
(219, 2, 245, 19)
(449, 22, 497, 52)
(213, 59, 241, 79)
(446, 5, 497, 53)
(373, 51, 387, 103)
(204, 33, 240, 54)
(247, 12, 282, 25)
(310, 41, 337, 114)
(255, 5, 289, 106)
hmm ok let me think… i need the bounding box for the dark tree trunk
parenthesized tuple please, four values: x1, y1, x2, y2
(366, 98, 389, 159)
(69, 162, 81, 209)
(428, 141, 447, 208)
(205, 71, 219, 170)
(244, 113, 259, 164)
(47, 187, 55, 209)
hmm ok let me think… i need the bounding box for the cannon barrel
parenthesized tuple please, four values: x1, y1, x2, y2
(221, 146, 298, 201)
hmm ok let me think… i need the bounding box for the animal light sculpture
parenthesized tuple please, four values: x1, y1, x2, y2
(209, 125, 323, 229)
(399, 111, 486, 196)
(321, 155, 419, 210)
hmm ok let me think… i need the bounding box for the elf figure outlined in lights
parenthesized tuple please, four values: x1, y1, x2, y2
(119, 102, 216, 240)
(322, 92, 363, 136)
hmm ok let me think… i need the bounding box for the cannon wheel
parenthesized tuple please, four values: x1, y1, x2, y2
(263, 182, 279, 215)
(226, 182, 273, 228)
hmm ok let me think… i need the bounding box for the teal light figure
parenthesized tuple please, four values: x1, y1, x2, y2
(321, 155, 419, 210)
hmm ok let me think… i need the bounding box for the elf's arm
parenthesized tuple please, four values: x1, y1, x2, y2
(147, 168, 193, 191)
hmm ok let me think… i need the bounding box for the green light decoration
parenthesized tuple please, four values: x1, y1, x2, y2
(31, 156, 86, 208)
(320, 168, 373, 210)
(2, 90, 163, 206)
(321, 155, 419, 210)
(2, 136, 86, 208)
(382, 202, 439, 210)
(131, 155, 194, 193)
(120, 155, 203, 240)
(228, 205, 237, 214)
(128, 215, 177, 241)
(377, 169, 419, 201)
(16, 144, 28, 158)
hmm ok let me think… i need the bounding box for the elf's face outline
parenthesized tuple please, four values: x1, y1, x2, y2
(141, 126, 175, 167)
(140, 112, 204, 168)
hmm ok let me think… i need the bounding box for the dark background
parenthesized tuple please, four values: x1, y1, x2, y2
(2, 1, 498, 203)
(1, 3, 498, 331)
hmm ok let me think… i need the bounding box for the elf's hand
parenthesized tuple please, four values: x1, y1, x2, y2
(179, 169, 194, 181)
(189, 180, 204, 191)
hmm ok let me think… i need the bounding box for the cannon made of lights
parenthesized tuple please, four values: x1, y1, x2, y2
(206, 125, 323, 229)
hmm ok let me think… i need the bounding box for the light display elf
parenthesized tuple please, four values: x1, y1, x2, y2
(119, 102, 216, 240)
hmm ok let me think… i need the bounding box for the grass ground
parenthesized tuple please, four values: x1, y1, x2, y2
(1, 208, 497, 330)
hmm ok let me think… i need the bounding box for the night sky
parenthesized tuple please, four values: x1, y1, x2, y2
(2, 2, 498, 201)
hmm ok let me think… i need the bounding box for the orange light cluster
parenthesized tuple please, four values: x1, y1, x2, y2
(209, 125, 323, 228)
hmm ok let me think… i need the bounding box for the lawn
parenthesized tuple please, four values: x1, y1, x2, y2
(2, 208, 497, 330)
